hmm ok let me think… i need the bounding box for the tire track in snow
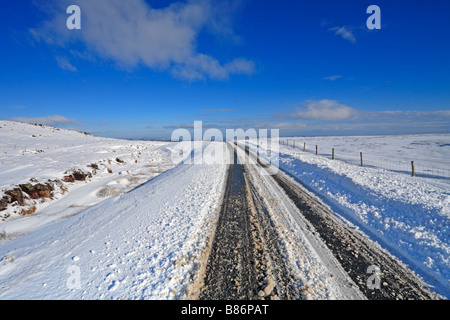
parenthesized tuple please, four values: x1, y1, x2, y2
(244, 141, 440, 300)
(271, 171, 440, 300)
(198, 145, 301, 300)
(196, 142, 440, 300)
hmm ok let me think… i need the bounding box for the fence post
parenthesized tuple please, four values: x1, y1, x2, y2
(293, 140, 295, 148)
(303, 142, 306, 151)
(360, 152, 363, 167)
(411, 161, 415, 177)
(316, 145, 318, 155)
(332, 148, 335, 160)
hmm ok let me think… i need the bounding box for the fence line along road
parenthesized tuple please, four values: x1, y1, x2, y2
(280, 139, 450, 182)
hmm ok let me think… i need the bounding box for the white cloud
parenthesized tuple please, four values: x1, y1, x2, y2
(329, 26, 356, 43)
(265, 122, 307, 130)
(31, 0, 255, 81)
(9, 115, 82, 126)
(323, 75, 342, 81)
(291, 99, 357, 121)
(170, 54, 254, 81)
(202, 108, 234, 112)
(56, 56, 77, 72)
(377, 110, 450, 117)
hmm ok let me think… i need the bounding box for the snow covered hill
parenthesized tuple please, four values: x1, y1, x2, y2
(0, 121, 227, 299)
(0, 120, 176, 240)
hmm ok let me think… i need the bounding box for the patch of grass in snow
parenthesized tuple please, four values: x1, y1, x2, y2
(96, 186, 121, 198)
(0, 229, 7, 241)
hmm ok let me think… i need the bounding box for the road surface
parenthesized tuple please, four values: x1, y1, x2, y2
(196, 142, 439, 300)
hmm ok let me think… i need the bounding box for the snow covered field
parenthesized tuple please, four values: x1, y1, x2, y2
(0, 120, 177, 240)
(0, 121, 448, 300)
(283, 135, 450, 180)
(249, 135, 450, 298)
(0, 121, 228, 299)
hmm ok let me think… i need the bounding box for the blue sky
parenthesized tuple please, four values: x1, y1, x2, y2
(1, 0, 449, 139)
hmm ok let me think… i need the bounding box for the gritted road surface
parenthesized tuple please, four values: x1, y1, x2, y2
(197, 143, 439, 300)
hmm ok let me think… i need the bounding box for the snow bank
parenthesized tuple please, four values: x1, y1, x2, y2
(249, 136, 450, 298)
(0, 144, 227, 299)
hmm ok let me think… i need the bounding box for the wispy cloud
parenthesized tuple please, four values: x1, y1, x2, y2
(329, 26, 356, 43)
(9, 115, 82, 127)
(288, 99, 358, 121)
(118, 106, 450, 138)
(275, 101, 450, 135)
(163, 122, 219, 130)
(202, 108, 235, 112)
(55, 56, 77, 72)
(31, 0, 255, 81)
(375, 110, 450, 117)
(323, 75, 342, 81)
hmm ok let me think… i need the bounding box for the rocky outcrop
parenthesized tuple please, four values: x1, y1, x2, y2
(19, 183, 54, 200)
(4, 188, 25, 206)
(0, 195, 10, 212)
(1, 181, 58, 217)
(1, 162, 102, 219)
(63, 169, 92, 183)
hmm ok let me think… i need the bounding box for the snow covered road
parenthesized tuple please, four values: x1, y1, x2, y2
(224, 143, 438, 299)
(0, 121, 448, 300)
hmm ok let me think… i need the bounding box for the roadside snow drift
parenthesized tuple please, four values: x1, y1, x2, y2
(0, 150, 227, 299)
(248, 137, 450, 298)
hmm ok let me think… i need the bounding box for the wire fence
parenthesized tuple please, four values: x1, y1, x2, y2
(280, 139, 450, 183)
